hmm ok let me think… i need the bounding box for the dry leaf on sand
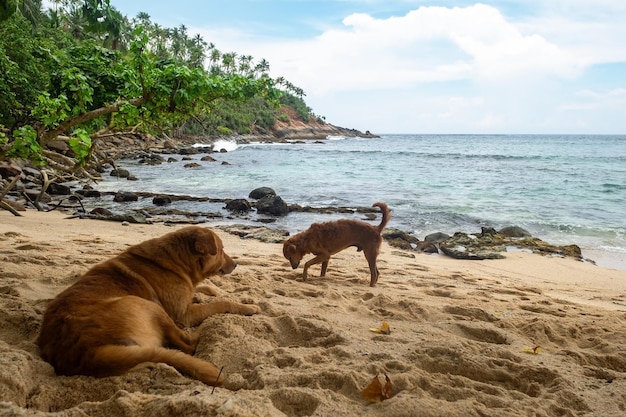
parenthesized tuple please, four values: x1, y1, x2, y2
(361, 373, 393, 403)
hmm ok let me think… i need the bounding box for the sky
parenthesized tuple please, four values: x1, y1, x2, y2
(103, 1, 626, 134)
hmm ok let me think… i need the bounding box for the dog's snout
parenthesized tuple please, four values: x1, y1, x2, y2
(220, 258, 237, 274)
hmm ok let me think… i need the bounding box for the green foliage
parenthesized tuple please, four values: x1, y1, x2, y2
(0, 0, 18, 22)
(32, 93, 71, 127)
(8, 125, 44, 165)
(280, 93, 313, 121)
(216, 126, 233, 135)
(0, 14, 61, 127)
(68, 128, 92, 165)
(187, 96, 279, 136)
(0, 0, 310, 171)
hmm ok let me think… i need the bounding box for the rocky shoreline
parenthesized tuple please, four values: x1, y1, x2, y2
(1, 126, 588, 264)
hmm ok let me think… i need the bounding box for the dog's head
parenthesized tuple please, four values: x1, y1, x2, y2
(160, 226, 236, 280)
(283, 240, 303, 269)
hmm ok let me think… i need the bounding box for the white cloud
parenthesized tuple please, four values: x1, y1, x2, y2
(199, 4, 592, 94)
(193, 2, 626, 133)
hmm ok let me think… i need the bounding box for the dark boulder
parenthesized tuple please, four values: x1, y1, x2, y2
(416, 241, 439, 254)
(424, 232, 450, 243)
(82, 189, 102, 198)
(178, 147, 198, 155)
(256, 195, 289, 216)
(225, 199, 252, 213)
(249, 187, 276, 200)
(113, 192, 139, 202)
(47, 183, 71, 195)
(110, 168, 130, 178)
(0, 162, 22, 179)
(152, 196, 172, 206)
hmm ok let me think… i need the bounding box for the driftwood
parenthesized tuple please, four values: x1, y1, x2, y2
(0, 175, 22, 216)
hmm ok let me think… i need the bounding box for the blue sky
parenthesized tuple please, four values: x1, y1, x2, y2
(105, 1, 626, 134)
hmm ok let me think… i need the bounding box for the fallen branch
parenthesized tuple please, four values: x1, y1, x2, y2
(0, 175, 22, 216)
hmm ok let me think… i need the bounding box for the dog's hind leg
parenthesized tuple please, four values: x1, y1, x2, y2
(90, 344, 225, 385)
(363, 249, 380, 287)
(320, 259, 329, 277)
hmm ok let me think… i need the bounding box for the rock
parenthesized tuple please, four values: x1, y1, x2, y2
(382, 228, 420, 250)
(440, 232, 506, 260)
(225, 199, 252, 213)
(0, 162, 23, 179)
(89, 207, 113, 216)
(152, 196, 172, 206)
(47, 183, 71, 195)
(249, 187, 276, 200)
(46, 140, 71, 155)
(424, 232, 450, 243)
(110, 168, 130, 178)
(113, 192, 139, 202)
(498, 226, 532, 237)
(178, 148, 198, 155)
(78, 189, 101, 198)
(23, 189, 51, 203)
(138, 154, 165, 165)
(439, 230, 582, 261)
(201, 155, 217, 162)
(216, 224, 289, 244)
(480, 227, 498, 236)
(184, 163, 201, 168)
(416, 241, 439, 254)
(256, 195, 289, 216)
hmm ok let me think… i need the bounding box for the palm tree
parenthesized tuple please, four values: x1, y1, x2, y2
(188, 33, 206, 68)
(221, 52, 237, 74)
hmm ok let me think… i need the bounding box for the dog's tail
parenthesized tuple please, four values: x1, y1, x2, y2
(373, 202, 391, 234)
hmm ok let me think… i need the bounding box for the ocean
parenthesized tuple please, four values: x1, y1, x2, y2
(92, 134, 626, 270)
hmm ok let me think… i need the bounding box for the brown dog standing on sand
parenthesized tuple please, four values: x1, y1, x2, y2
(283, 202, 390, 287)
(37, 226, 259, 386)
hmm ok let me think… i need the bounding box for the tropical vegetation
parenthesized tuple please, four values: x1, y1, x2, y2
(0, 0, 315, 172)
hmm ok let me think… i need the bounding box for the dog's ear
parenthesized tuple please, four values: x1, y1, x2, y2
(285, 243, 297, 256)
(193, 228, 219, 256)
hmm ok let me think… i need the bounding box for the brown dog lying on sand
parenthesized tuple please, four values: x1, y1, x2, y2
(37, 226, 259, 386)
(283, 202, 390, 287)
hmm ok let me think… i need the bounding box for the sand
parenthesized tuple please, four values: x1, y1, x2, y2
(1, 209, 625, 417)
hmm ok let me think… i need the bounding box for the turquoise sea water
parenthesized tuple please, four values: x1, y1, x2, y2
(95, 134, 626, 269)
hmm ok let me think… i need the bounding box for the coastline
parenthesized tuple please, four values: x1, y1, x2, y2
(1, 209, 625, 416)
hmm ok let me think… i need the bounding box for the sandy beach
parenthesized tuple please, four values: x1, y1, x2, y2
(1, 209, 625, 416)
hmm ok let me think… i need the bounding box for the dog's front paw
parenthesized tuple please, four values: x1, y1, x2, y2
(240, 304, 261, 315)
